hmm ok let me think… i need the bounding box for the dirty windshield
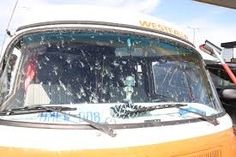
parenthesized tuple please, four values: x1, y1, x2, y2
(1, 29, 223, 119)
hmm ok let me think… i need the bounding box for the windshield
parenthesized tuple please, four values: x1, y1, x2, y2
(0, 29, 223, 124)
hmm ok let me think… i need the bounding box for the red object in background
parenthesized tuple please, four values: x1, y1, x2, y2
(24, 60, 36, 91)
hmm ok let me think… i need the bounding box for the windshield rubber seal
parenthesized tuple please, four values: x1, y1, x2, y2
(16, 21, 194, 47)
(0, 112, 226, 130)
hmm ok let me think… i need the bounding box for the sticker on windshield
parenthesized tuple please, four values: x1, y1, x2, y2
(38, 111, 101, 123)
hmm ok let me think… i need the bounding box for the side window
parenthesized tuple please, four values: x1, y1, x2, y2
(0, 48, 21, 99)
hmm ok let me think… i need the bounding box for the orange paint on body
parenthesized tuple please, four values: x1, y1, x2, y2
(1, 128, 236, 157)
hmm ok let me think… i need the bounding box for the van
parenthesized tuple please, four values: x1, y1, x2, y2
(0, 5, 236, 157)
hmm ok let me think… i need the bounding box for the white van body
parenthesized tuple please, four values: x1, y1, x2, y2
(0, 5, 235, 157)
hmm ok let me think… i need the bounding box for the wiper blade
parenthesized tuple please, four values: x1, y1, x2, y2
(0, 105, 76, 116)
(151, 94, 176, 102)
(0, 105, 116, 137)
(179, 107, 219, 126)
(110, 103, 187, 118)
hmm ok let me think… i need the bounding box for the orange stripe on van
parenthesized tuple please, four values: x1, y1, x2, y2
(1, 128, 236, 157)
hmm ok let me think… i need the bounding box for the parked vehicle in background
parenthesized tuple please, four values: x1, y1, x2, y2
(206, 62, 236, 123)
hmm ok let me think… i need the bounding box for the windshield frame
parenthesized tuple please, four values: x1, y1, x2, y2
(0, 23, 225, 128)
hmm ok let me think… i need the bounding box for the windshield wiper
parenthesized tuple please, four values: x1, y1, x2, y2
(110, 103, 187, 118)
(59, 111, 116, 137)
(110, 103, 219, 126)
(0, 105, 77, 116)
(179, 107, 219, 126)
(0, 105, 116, 137)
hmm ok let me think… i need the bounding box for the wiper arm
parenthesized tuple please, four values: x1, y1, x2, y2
(110, 103, 187, 118)
(58, 111, 116, 137)
(179, 107, 219, 126)
(0, 105, 116, 137)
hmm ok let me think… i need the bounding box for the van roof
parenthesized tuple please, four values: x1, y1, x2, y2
(10, 5, 189, 42)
